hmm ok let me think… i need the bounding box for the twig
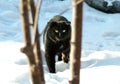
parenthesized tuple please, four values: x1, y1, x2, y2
(39, 0, 83, 36)
(59, 0, 83, 15)
(33, 0, 42, 45)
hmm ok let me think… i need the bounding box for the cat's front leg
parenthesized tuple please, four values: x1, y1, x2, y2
(62, 52, 69, 63)
(45, 53, 56, 73)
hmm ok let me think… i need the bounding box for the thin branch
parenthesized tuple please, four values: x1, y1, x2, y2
(59, 0, 83, 15)
(33, 0, 42, 45)
(39, 0, 83, 36)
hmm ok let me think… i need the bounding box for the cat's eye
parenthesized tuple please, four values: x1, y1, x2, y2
(55, 30, 58, 33)
(63, 30, 66, 33)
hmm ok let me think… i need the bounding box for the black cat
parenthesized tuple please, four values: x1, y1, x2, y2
(43, 15, 71, 73)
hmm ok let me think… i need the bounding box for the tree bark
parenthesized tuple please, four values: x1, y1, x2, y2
(28, 0, 45, 83)
(20, 0, 45, 84)
(69, 0, 83, 84)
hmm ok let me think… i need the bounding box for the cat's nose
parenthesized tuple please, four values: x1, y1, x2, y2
(59, 33, 61, 37)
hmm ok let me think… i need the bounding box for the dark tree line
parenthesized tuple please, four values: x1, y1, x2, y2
(84, 0, 120, 13)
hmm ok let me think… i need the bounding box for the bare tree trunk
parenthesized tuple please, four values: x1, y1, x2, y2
(28, 0, 45, 83)
(69, 0, 83, 84)
(20, 0, 45, 84)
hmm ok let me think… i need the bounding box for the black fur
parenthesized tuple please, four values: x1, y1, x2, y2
(43, 15, 71, 73)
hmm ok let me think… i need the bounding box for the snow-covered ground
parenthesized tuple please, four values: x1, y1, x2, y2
(0, 0, 120, 84)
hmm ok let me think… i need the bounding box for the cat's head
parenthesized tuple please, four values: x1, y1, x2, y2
(48, 21, 71, 42)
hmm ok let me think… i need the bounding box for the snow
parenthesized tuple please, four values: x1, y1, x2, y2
(0, 0, 120, 84)
(104, 0, 120, 6)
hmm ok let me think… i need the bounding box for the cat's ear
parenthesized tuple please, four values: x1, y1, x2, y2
(65, 21, 71, 26)
(64, 21, 71, 29)
(48, 21, 57, 27)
